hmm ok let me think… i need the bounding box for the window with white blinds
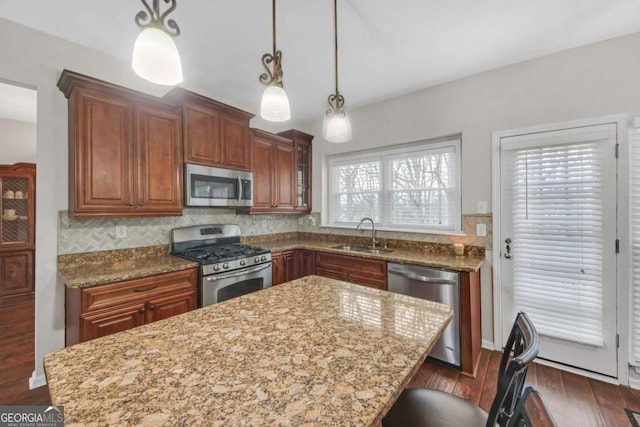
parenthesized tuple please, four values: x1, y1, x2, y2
(630, 127, 640, 364)
(327, 137, 461, 232)
(508, 141, 604, 346)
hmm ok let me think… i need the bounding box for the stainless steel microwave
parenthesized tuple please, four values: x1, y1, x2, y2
(185, 164, 252, 207)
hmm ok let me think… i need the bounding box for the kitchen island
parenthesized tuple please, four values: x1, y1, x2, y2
(44, 275, 452, 426)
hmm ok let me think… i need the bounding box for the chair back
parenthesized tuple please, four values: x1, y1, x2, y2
(507, 386, 557, 427)
(486, 312, 540, 427)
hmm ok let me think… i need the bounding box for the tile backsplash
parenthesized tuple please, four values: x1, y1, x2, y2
(58, 209, 493, 255)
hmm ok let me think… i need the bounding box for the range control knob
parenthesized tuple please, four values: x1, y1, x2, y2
(223, 263, 229, 269)
(254, 256, 260, 263)
(260, 255, 267, 261)
(213, 264, 220, 272)
(240, 260, 246, 266)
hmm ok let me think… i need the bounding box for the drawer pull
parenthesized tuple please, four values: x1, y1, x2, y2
(139, 308, 146, 314)
(10, 265, 17, 278)
(133, 285, 158, 293)
(149, 304, 156, 310)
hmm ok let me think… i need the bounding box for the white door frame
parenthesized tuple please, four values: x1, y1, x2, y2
(491, 113, 629, 385)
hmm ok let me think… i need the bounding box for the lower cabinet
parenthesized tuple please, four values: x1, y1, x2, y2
(272, 251, 296, 286)
(0, 251, 33, 298)
(66, 268, 197, 345)
(297, 250, 315, 279)
(314, 252, 387, 290)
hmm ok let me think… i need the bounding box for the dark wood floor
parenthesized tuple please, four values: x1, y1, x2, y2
(410, 350, 640, 426)
(3, 299, 640, 426)
(0, 296, 50, 405)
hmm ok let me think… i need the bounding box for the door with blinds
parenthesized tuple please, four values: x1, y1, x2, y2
(498, 123, 618, 377)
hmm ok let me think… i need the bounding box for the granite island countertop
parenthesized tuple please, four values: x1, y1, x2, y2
(58, 245, 198, 288)
(44, 275, 453, 427)
(257, 238, 484, 272)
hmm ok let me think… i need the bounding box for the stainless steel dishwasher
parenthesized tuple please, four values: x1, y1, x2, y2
(387, 262, 460, 367)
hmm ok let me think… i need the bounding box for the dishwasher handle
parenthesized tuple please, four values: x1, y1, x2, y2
(388, 268, 457, 285)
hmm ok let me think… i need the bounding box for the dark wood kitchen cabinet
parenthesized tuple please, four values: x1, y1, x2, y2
(58, 70, 183, 218)
(297, 250, 315, 278)
(237, 129, 295, 215)
(66, 268, 197, 345)
(278, 130, 313, 213)
(314, 252, 387, 290)
(0, 163, 36, 300)
(272, 251, 297, 285)
(164, 88, 254, 171)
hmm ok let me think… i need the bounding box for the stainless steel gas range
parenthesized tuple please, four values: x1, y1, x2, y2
(170, 224, 272, 307)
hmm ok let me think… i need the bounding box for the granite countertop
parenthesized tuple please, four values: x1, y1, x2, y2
(45, 275, 453, 427)
(259, 239, 484, 272)
(58, 246, 198, 288)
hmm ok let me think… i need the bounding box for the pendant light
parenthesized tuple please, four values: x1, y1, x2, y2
(132, 0, 183, 86)
(323, 0, 352, 143)
(259, 0, 291, 122)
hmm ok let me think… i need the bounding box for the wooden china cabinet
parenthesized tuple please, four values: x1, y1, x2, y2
(0, 163, 35, 299)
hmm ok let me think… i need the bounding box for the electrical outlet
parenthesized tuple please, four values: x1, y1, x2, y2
(115, 224, 127, 239)
(476, 223, 487, 237)
(308, 216, 317, 226)
(477, 201, 488, 214)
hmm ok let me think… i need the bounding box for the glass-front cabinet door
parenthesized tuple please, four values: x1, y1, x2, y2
(278, 129, 313, 214)
(0, 164, 35, 247)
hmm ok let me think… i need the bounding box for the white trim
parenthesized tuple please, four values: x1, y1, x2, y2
(29, 371, 46, 389)
(482, 339, 497, 350)
(491, 113, 628, 382)
(628, 376, 640, 391)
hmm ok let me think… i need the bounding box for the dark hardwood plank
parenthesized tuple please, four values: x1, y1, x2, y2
(561, 370, 603, 427)
(425, 362, 460, 394)
(478, 350, 502, 412)
(589, 378, 630, 427)
(0, 298, 50, 405)
(452, 347, 490, 405)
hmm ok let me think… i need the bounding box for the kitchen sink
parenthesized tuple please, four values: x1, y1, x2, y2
(328, 244, 392, 255)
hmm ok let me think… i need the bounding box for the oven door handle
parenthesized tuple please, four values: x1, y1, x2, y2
(205, 263, 271, 281)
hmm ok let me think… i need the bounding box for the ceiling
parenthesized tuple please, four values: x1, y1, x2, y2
(1, 1, 640, 127)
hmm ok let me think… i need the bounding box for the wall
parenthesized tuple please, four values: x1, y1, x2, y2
(0, 118, 36, 164)
(299, 32, 640, 351)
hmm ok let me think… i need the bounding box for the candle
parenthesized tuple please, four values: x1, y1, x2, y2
(452, 243, 464, 256)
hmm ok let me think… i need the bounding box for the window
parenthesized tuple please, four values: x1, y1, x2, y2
(327, 136, 461, 233)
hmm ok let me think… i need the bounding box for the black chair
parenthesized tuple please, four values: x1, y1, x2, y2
(507, 386, 557, 427)
(382, 312, 540, 427)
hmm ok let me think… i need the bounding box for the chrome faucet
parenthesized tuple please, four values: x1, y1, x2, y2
(357, 217, 379, 248)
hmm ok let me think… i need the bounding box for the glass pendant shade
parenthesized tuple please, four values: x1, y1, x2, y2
(260, 85, 291, 121)
(322, 110, 352, 143)
(132, 27, 183, 85)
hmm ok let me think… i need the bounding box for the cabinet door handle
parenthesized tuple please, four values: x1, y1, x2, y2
(10, 265, 17, 278)
(139, 308, 146, 314)
(129, 202, 135, 207)
(149, 304, 156, 310)
(138, 202, 144, 206)
(133, 285, 157, 293)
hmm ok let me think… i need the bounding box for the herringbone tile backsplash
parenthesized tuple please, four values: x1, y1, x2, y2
(58, 210, 492, 255)
(58, 209, 299, 255)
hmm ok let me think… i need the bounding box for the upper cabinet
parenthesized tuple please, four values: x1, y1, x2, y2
(58, 70, 183, 218)
(164, 88, 254, 171)
(237, 129, 295, 215)
(278, 130, 313, 214)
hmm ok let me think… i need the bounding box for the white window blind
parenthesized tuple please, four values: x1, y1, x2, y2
(630, 126, 640, 364)
(508, 141, 604, 347)
(328, 137, 461, 233)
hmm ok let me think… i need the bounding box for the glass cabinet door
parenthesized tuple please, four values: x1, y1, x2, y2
(297, 143, 310, 209)
(1, 176, 31, 245)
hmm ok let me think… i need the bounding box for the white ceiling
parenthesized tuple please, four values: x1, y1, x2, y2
(1, 1, 640, 126)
